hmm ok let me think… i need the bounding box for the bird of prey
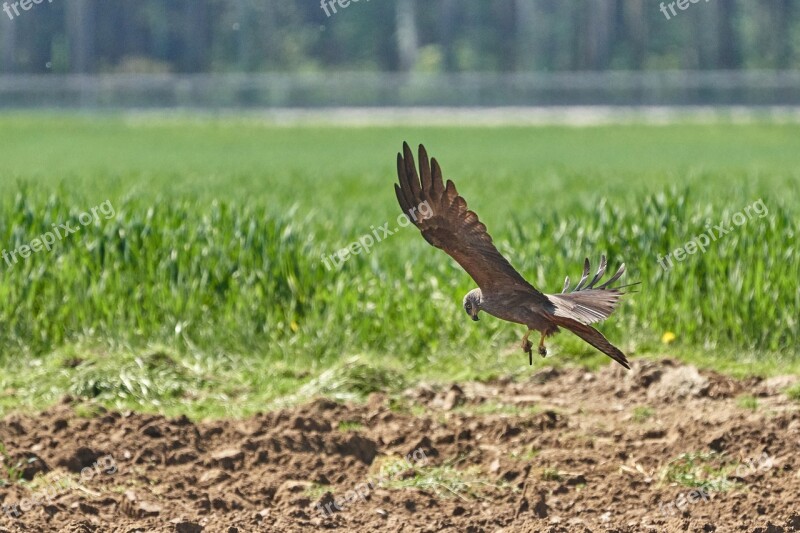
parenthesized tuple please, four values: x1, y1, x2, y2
(394, 142, 634, 369)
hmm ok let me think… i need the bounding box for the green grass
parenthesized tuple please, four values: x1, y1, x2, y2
(632, 406, 655, 423)
(337, 420, 365, 432)
(659, 452, 740, 492)
(509, 447, 540, 462)
(0, 114, 798, 418)
(376, 456, 499, 499)
(540, 467, 563, 482)
(787, 384, 800, 402)
(735, 395, 759, 411)
(0, 442, 24, 486)
(304, 483, 331, 501)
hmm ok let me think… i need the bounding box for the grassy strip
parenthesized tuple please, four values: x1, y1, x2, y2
(2, 346, 799, 421)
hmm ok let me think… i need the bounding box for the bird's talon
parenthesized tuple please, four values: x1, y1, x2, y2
(538, 346, 547, 357)
(521, 340, 532, 353)
(521, 339, 533, 365)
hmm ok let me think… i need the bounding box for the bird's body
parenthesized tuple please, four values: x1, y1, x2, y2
(469, 288, 553, 330)
(394, 142, 635, 369)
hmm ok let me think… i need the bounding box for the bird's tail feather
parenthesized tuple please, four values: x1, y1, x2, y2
(547, 256, 637, 326)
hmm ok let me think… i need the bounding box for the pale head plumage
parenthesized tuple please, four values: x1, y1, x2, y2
(462, 288, 482, 321)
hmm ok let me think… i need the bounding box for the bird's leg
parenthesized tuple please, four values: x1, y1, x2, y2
(538, 333, 547, 357)
(521, 330, 533, 365)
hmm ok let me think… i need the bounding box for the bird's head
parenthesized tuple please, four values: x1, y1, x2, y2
(463, 288, 482, 322)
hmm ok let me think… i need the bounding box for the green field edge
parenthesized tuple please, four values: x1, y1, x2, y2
(2, 342, 798, 422)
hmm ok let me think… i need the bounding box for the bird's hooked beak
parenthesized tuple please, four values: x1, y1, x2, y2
(471, 313, 480, 322)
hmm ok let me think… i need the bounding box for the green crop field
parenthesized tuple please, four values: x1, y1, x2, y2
(0, 114, 798, 418)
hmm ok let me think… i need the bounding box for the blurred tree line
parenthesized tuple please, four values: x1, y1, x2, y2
(1, 0, 798, 74)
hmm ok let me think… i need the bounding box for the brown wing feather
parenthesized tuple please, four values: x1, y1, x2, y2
(396, 142, 543, 298)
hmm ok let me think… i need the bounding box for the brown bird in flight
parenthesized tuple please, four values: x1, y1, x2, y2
(394, 142, 634, 369)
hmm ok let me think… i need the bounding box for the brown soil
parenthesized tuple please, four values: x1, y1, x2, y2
(0, 359, 798, 533)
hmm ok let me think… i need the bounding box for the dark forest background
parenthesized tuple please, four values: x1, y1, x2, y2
(1, 0, 798, 75)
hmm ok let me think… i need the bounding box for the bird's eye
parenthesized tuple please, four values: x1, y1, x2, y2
(465, 303, 471, 312)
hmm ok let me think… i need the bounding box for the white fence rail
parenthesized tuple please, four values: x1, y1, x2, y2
(1, 71, 800, 108)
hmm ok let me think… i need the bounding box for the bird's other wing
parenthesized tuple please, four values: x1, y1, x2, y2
(395, 142, 544, 299)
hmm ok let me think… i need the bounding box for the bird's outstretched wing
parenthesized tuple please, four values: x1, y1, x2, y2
(395, 142, 544, 299)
